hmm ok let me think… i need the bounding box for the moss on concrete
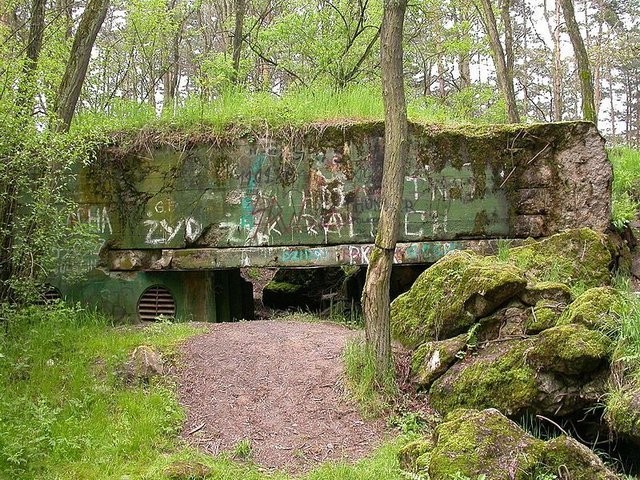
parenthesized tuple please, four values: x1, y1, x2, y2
(390, 250, 526, 347)
(262, 281, 302, 294)
(508, 228, 612, 288)
(557, 286, 623, 334)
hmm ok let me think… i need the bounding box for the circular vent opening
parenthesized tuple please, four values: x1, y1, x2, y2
(37, 285, 63, 305)
(138, 285, 176, 321)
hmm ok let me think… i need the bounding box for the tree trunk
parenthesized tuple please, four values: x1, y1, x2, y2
(478, 0, 520, 123)
(17, 0, 46, 112)
(54, 0, 110, 132)
(362, 0, 408, 379)
(558, 0, 597, 123)
(231, 0, 246, 84)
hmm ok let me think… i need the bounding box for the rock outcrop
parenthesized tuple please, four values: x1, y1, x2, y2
(392, 229, 618, 418)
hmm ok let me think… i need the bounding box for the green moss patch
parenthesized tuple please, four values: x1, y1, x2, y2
(524, 324, 612, 375)
(524, 300, 563, 334)
(605, 386, 640, 443)
(427, 409, 543, 480)
(429, 341, 538, 416)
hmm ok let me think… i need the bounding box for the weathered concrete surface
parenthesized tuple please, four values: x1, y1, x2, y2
(77, 121, 610, 270)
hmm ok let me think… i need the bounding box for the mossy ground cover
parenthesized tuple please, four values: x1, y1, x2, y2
(0, 305, 411, 480)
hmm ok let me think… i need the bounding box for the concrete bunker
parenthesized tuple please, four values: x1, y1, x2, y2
(50, 121, 611, 322)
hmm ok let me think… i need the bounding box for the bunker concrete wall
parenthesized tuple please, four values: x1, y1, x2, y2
(55, 121, 611, 322)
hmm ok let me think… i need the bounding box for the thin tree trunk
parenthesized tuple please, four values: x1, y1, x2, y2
(231, 0, 246, 84)
(553, 0, 563, 120)
(609, 67, 616, 137)
(54, 0, 110, 132)
(362, 0, 408, 378)
(478, 0, 520, 122)
(558, 0, 597, 123)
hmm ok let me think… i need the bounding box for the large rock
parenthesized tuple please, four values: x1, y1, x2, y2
(429, 324, 611, 417)
(390, 250, 526, 347)
(399, 408, 619, 480)
(508, 228, 613, 288)
(427, 409, 542, 480)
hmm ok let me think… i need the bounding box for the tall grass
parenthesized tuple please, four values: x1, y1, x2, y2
(0, 304, 200, 479)
(609, 147, 640, 230)
(343, 338, 398, 418)
(71, 84, 501, 138)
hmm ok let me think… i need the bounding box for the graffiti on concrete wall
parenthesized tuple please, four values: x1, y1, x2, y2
(77, 134, 510, 250)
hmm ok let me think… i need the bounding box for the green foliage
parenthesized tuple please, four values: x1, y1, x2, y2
(71, 82, 503, 139)
(343, 338, 397, 417)
(0, 120, 105, 303)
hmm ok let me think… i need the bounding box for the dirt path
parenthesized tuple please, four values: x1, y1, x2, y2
(177, 319, 388, 472)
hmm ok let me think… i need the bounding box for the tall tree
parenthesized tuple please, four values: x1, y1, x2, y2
(362, 0, 408, 378)
(54, 0, 110, 131)
(559, 0, 597, 123)
(477, 0, 520, 122)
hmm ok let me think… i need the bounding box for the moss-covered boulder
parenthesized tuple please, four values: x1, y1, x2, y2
(509, 228, 612, 288)
(430, 324, 612, 416)
(524, 299, 563, 334)
(390, 251, 526, 347)
(427, 409, 543, 480)
(429, 340, 538, 416)
(605, 386, 640, 446)
(524, 324, 612, 375)
(520, 281, 572, 306)
(398, 409, 619, 480)
(557, 286, 623, 333)
(540, 436, 618, 480)
(411, 334, 467, 388)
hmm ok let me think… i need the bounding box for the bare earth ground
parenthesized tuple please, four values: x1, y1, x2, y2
(177, 320, 388, 472)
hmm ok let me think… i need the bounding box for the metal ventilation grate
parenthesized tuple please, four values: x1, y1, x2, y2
(38, 285, 62, 305)
(138, 286, 176, 321)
